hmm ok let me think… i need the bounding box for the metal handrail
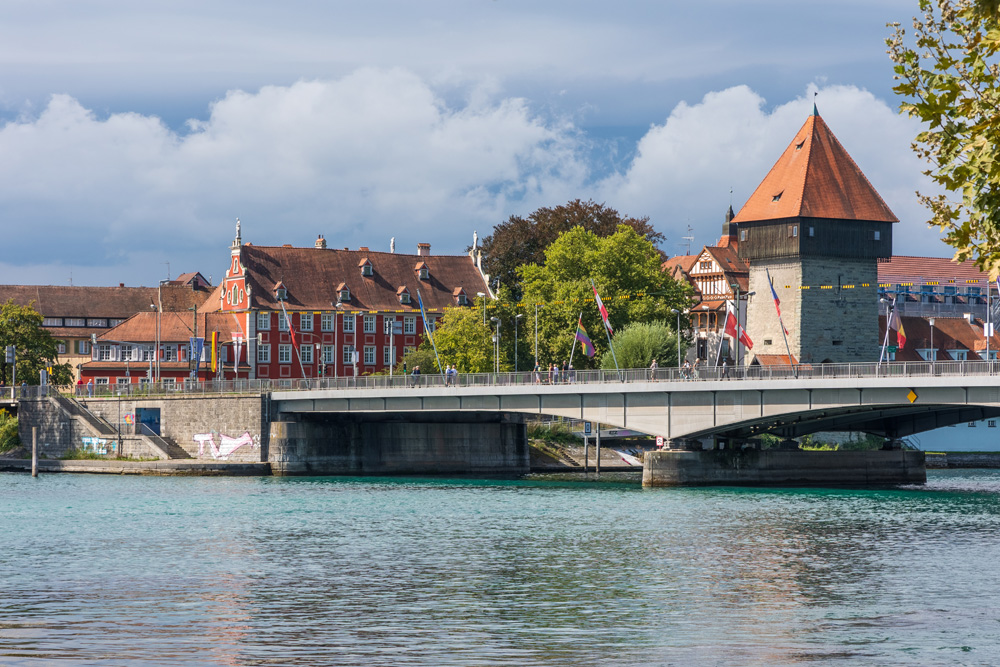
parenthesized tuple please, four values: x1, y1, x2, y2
(8, 359, 999, 400)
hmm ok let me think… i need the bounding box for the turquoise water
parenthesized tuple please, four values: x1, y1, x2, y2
(2, 471, 1000, 666)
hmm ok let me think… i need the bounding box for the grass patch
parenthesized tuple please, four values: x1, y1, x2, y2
(527, 421, 581, 445)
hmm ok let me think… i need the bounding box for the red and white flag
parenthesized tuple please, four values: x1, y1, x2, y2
(724, 300, 753, 350)
(592, 283, 613, 335)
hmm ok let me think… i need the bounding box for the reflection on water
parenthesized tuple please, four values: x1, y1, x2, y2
(2, 471, 1000, 665)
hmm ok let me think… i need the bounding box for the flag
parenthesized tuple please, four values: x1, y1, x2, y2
(888, 301, 906, 348)
(592, 283, 613, 335)
(765, 269, 790, 335)
(575, 319, 596, 357)
(724, 301, 753, 350)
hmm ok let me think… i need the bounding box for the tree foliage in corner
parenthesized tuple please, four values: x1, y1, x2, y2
(477, 199, 666, 298)
(888, 0, 1000, 274)
(0, 299, 73, 386)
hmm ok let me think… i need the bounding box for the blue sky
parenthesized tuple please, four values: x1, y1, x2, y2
(0, 0, 943, 286)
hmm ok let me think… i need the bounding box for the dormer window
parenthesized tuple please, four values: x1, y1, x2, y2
(274, 281, 288, 301)
(772, 192, 783, 202)
(415, 261, 429, 280)
(359, 258, 373, 277)
(337, 282, 351, 302)
(397, 286, 411, 304)
(453, 287, 468, 305)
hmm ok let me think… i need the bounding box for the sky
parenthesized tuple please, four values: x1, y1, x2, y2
(0, 0, 946, 287)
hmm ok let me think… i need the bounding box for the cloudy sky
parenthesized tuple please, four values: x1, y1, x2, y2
(0, 0, 944, 287)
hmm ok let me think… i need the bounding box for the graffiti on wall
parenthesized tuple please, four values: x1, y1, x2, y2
(81, 437, 113, 455)
(192, 431, 257, 460)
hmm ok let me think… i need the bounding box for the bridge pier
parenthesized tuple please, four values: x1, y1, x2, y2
(643, 449, 926, 487)
(268, 411, 529, 476)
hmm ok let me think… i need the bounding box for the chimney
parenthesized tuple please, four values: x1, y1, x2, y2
(359, 246, 369, 251)
(315, 235, 327, 249)
(417, 243, 431, 256)
(119, 282, 124, 288)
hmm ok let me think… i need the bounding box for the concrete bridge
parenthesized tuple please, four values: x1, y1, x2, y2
(270, 362, 1000, 447)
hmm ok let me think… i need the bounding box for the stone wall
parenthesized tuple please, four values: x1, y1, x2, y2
(79, 394, 269, 462)
(269, 411, 529, 475)
(747, 257, 877, 364)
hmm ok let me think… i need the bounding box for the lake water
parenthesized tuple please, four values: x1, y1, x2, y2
(2, 470, 1000, 666)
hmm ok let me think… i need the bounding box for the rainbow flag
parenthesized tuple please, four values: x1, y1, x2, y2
(576, 321, 596, 357)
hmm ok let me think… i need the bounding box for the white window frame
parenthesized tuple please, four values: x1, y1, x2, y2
(301, 345, 314, 364)
(364, 345, 376, 365)
(343, 345, 355, 364)
(384, 317, 397, 334)
(383, 345, 395, 365)
(322, 345, 334, 364)
(257, 344, 271, 364)
(404, 316, 416, 335)
(256, 312, 271, 330)
(321, 313, 334, 332)
(278, 313, 290, 332)
(278, 344, 292, 363)
(56, 341, 67, 354)
(163, 344, 178, 362)
(343, 314, 356, 333)
(363, 314, 376, 334)
(98, 344, 113, 361)
(299, 313, 314, 332)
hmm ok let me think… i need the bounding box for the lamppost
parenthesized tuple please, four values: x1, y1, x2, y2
(490, 316, 500, 374)
(534, 303, 543, 369)
(929, 317, 936, 370)
(477, 292, 486, 325)
(671, 308, 681, 368)
(514, 313, 523, 372)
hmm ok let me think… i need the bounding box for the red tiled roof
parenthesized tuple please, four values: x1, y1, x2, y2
(231, 245, 488, 313)
(100, 311, 247, 344)
(753, 353, 799, 365)
(733, 113, 897, 224)
(662, 255, 697, 274)
(878, 315, 997, 361)
(0, 284, 211, 318)
(878, 255, 990, 286)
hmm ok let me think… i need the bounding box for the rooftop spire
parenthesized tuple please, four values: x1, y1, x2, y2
(813, 91, 818, 116)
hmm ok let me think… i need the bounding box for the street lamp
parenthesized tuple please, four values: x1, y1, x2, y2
(490, 316, 500, 374)
(514, 313, 524, 372)
(671, 308, 681, 368)
(929, 317, 936, 369)
(534, 303, 544, 369)
(477, 292, 486, 325)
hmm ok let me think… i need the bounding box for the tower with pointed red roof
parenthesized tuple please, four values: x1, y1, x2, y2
(733, 106, 896, 364)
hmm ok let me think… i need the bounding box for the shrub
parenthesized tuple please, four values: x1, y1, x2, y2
(0, 410, 19, 453)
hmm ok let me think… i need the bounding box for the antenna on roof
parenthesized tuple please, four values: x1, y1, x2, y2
(681, 224, 694, 255)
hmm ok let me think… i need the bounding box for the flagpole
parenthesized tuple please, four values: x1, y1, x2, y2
(590, 280, 620, 380)
(878, 298, 892, 367)
(568, 312, 582, 370)
(714, 315, 726, 366)
(988, 281, 992, 361)
(416, 289, 445, 374)
(280, 300, 307, 378)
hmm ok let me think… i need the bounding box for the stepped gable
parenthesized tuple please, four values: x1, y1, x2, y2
(237, 244, 486, 312)
(734, 111, 898, 224)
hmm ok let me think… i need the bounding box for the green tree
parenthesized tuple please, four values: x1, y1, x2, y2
(404, 303, 494, 374)
(476, 199, 666, 298)
(519, 225, 693, 370)
(599, 321, 679, 370)
(888, 0, 1000, 274)
(0, 300, 73, 386)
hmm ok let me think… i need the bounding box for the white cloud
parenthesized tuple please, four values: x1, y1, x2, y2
(0, 68, 589, 285)
(600, 84, 947, 258)
(0, 72, 952, 289)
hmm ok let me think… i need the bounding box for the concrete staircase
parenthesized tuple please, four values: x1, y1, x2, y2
(49, 394, 192, 460)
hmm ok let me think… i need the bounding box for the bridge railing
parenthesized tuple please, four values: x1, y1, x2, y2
(9, 359, 1000, 400)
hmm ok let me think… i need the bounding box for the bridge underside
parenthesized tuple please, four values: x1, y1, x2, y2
(274, 382, 1000, 445)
